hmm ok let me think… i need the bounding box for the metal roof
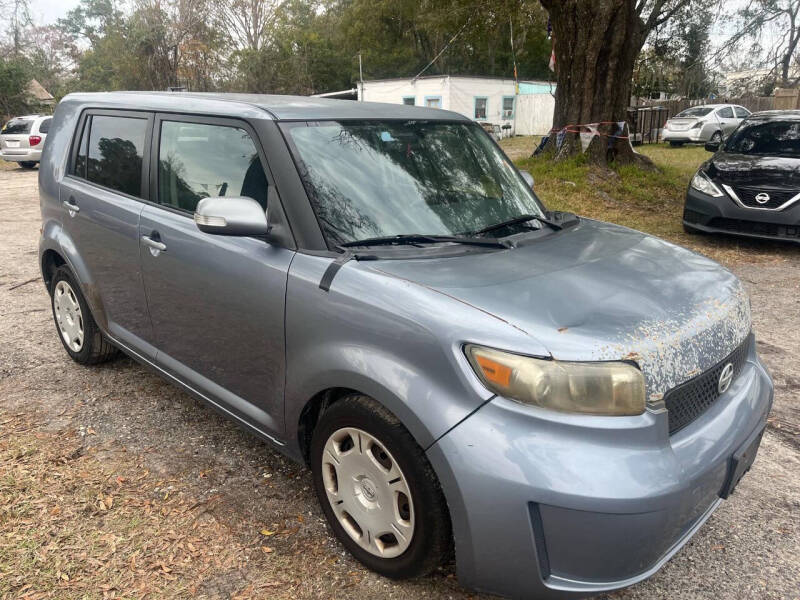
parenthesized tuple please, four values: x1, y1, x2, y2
(60, 91, 469, 122)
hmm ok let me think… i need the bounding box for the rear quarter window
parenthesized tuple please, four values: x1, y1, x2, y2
(2, 118, 33, 134)
(38, 118, 52, 134)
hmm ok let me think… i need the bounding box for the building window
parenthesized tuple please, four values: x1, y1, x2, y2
(424, 96, 442, 108)
(474, 97, 488, 120)
(502, 96, 515, 119)
(402, 96, 415, 106)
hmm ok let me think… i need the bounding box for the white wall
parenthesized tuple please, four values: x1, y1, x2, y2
(359, 76, 555, 136)
(514, 94, 555, 136)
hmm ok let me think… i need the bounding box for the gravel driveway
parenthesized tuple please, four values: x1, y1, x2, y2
(1, 167, 798, 599)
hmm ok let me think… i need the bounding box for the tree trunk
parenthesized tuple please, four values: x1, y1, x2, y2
(539, 0, 649, 166)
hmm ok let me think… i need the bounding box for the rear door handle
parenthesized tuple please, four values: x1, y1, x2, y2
(62, 199, 80, 216)
(141, 235, 167, 255)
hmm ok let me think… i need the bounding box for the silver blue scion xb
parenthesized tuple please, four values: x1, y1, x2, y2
(38, 92, 773, 599)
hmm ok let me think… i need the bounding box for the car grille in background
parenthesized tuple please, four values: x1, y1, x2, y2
(732, 186, 798, 209)
(664, 335, 752, 435)
(708, 218, 800, 240)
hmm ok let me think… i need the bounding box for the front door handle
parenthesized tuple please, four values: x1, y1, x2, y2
(62, 199, 80, 216)
(141, 235, 167, 255)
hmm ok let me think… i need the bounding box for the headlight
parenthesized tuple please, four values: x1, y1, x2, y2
(465, 345, 645, 416)
(690, 171, 723, 197)
(691, 120, 704, 129)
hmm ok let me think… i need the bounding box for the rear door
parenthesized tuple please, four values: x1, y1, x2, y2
(139, 114, 293, 436)
(716, 106, 738, 135)
(59, 110, 156, 356)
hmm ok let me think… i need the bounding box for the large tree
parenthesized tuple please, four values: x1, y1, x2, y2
(539, 0, 700, 164)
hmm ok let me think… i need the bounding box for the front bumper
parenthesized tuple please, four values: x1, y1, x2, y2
(0, 148, 42, 162)
(684, 186, 800, 244)
(427, 342, 773, 599)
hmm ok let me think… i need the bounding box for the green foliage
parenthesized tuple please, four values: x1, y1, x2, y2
(0, 56, 31, 117)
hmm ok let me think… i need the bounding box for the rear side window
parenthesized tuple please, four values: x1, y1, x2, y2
(717, 107, 734, 118)
(38, 118, 52, 134)
(2, 118, 33, 134)
(734, 107, 750, 118)
(157, 121, 267, 213)
(74, 119, 89, 178)
(86, 115, 148, 197)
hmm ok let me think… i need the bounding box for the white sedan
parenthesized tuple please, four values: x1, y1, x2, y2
(662, 104, 750, 146)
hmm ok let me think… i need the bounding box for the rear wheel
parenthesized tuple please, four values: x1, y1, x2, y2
(310, 395, 451, 579)
(19, 161, 37, 169)
(50, 266, 118, 364)
(709, 131, 722, 144)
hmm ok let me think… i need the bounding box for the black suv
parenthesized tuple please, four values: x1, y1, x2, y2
(683, 110, 800, 244)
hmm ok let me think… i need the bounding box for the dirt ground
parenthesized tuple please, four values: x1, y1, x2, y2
(1, 166, 798, 599)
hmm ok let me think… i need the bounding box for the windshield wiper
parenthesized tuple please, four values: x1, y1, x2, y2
(474, 213, 563, 236)
(338, 234, 509, 249)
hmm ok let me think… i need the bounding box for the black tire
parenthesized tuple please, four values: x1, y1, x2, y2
(50, 266, 118, 365)
(310, 394, 452, 579)
(709, 131, 722, 144)
(19, 161, 37, 169)
(669, 141, 684, 147)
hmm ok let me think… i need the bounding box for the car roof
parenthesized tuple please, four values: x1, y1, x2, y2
(747, 109, 800, 121)
(60, 91, 470, 122)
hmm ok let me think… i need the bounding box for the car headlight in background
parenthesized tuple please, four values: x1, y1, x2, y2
(690, 170, 724, 197)
(465, 345, 645, 416)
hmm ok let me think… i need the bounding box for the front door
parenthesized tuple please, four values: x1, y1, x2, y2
(59, 110, 156, 356)
(139, 115, 293, 435)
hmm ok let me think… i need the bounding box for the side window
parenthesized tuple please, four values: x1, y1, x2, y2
(424, 96, 442, 109)
(502, 96, 514, 119)
(717, 107, 734, 119)
(38, 118, 52, 134)
(402, 96, 415, 106)
(158, 121, 267, 213)
(734, 107, 750, 118)
(73, 118, 89, 178)
(87, 115, 148, 196)
(474, 97, 488, 120)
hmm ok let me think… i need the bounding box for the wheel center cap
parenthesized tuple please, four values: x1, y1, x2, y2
(360, 478, 377, 501)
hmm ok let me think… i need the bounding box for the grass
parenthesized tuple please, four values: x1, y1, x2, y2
(501, 137, 800, 265)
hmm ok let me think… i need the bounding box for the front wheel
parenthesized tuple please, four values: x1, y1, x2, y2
(310, 395, 451, 579)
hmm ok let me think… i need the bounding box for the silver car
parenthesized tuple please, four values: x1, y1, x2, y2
(38, 92, 772, 599)
(0, 114, 51, 168)
(663, 104, 750, 146)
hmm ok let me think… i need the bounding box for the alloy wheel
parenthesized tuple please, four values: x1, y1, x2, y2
(321, 427, 414, 558)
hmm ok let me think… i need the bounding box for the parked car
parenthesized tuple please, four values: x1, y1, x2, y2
(0, 114, 52, 168)
(39, 92, 772, 599)
(662, 104, 750, 146)
(683, 110, 800, 244)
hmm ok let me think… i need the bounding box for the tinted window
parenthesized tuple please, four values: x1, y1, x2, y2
(675, 107, 713, 117)
(2, 118, 33, 134)
(717, 107, 734, 118)
(402, 97, 415, 106)
(87, 115, 147, 196)
(725, 120, 800, 157)
(158, 121, 267, 213)
(38, 118, 52, 134)
(74, 118, 89, 178)
(734, 107, 750, 118)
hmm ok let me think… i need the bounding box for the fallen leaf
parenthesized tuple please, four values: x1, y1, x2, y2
(261, 546, 273, 553)
(260, 529, 275, 536)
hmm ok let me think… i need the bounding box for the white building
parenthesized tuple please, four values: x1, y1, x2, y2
(357, 75, 556, 135)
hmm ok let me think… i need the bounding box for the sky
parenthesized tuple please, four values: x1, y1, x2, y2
(30, 0, 81, 25)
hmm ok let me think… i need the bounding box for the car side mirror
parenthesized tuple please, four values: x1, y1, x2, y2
(194, 196, 270, 237)
(520, 170, 535, 188)
(704, 141, 720, 152)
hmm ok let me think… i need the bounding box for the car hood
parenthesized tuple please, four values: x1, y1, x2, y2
(368, 219, 751, 400)
(709, 152, 800, 187)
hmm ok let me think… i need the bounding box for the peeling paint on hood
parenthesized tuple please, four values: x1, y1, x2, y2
(367, 219, 752, 399)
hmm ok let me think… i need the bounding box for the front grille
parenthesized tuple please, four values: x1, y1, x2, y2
(664, 335, 752, 435)
(732, 186, 798, 209)
(708, 217, 800, 240)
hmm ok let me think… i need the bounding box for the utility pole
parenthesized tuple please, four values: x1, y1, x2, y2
(358, 52, 364, 101)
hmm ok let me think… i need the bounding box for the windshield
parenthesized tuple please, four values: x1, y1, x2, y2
(724, 120, 800, 157)
(282, 120, 544, 246)
(675, 107, 713, 118)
